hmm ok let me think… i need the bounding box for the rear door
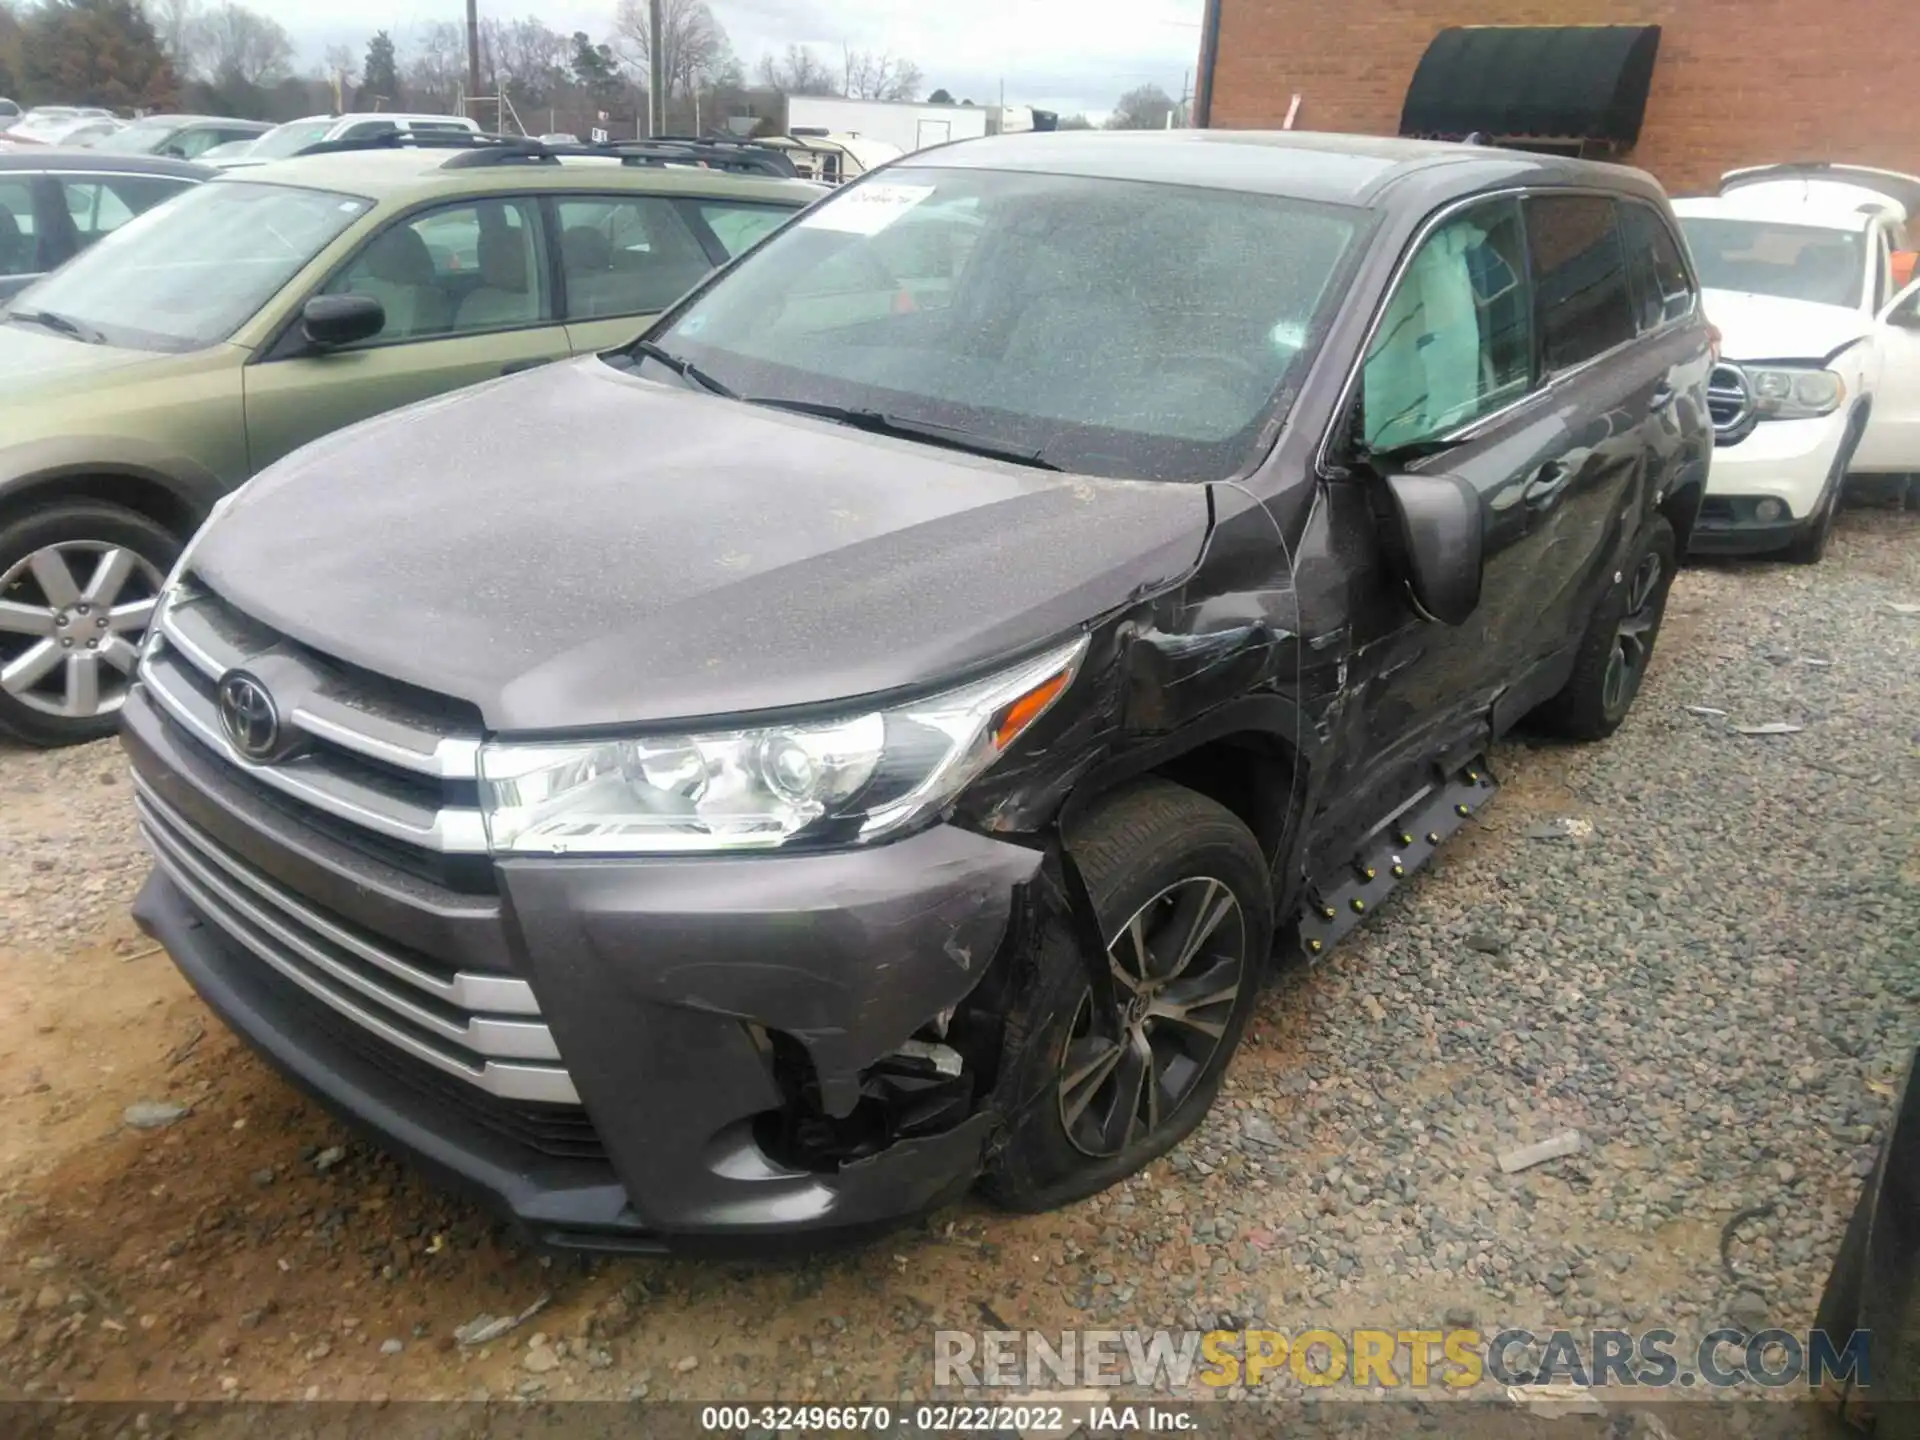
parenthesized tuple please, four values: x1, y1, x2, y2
(242, 194, 572, 472)
(1512, 193, 1664, 662)
(555, 193, 795, 354)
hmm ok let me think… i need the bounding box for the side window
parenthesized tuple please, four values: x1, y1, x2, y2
(170, 128, 228, 160)
(697, 202, 792, 259)
(0, 178, 36, 275)
(323, 197, 552, 342)
(1528, 194, 1636, 371)
(556, 195, 714, 320)
(340, 120, 398, 141)
(1360, 197, 1532, 452)
(1619, 202, 1696, 331)
(57, 175, 185, 244)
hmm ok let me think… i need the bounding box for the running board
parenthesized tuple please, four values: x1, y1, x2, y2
(1295, 758, 1498, 961)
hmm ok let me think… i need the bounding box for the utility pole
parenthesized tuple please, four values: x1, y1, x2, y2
(465, 0, 481, 117)
(647, 0, 665, 138)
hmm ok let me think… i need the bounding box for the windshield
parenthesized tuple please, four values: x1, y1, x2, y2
(91, 119, 181, 154)
(247, 120, 339, 160)
(1680, 218, 1867, 309)
(10, 181, 371, 351)
(647, 166, 1363, 481)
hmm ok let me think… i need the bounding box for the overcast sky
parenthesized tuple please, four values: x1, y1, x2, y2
(247, 0, 1205, 121)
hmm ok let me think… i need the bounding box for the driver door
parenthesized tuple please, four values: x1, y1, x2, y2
(242, 196, 572, 473)
(1853, 279, 1920, 473)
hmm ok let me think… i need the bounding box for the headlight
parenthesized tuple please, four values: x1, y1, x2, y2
(478, 635, 1090, 856)
(142, 487, 246, 662)
(1748, 366, 1845, 421)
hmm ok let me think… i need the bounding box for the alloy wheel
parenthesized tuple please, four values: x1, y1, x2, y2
(1601, 551, 1663, 717)
(1056, 876, 1248, 1159)
(0, 542, 162, 720)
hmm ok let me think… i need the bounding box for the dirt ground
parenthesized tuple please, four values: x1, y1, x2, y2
(1, 504, 1915, 1409)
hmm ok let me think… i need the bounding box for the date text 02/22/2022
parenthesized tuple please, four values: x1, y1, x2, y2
(698, 1405, 1197, 1433)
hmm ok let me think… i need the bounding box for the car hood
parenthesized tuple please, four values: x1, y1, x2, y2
(1701, 289, 1872, 364)
(192, 358, 1213, 734)
(0, 325, 174, 390)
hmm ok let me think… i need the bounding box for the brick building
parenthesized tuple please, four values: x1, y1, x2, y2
(1193, 1, 1910, 196)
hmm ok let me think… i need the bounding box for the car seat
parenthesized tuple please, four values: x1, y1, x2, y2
(456, 228, 540, 331)
(345, 225, 451, 339)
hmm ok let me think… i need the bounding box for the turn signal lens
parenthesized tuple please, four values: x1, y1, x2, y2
(991, 669, 1074, 751)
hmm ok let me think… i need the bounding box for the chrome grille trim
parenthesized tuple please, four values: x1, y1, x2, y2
(155, 589, 483, 782)
(137, 650, 489, 855)
(131, 773, 535, 1016)
(136, 791, 579, 1106)
(1708, 361, 1757, 445)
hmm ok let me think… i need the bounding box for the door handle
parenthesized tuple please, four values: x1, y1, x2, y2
(1523, 461, 1570, 507)
(1648, 381, 1676, 413)
(501, 357, 556, 376)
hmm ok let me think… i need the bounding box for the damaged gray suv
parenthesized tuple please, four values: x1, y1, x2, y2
(121, 131, 1711, 1248)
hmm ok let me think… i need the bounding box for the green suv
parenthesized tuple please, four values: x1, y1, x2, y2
(0, 136, 824, 746)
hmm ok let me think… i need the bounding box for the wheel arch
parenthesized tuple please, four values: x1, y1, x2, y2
(0, 466, 211, 541)
(1054, 695, 1313, 881)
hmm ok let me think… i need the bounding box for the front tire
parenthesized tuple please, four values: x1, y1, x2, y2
(982, 780, 1274, 1212)
(1532, 514, 1677, 742)
(0, 502, 179, 748)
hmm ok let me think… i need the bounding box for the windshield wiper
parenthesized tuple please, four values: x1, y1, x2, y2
(6, 308, 106, 345)
(630, 340, 737, 398)
(745, 398, 1062, 471)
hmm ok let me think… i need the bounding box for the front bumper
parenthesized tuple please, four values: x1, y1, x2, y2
(1697, 412, 1848, 553)
(123, 686, 1044, 1249)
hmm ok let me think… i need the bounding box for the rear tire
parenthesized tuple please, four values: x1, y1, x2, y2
(1532, 514, 1677, 743)
(982, 780, 1273, 1212)
(0, 502, 179, 749)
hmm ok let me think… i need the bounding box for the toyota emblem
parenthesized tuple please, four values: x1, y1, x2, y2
(217, 672, 283, 761)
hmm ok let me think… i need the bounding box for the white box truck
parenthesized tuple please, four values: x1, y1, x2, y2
(786, 97, 991, 155)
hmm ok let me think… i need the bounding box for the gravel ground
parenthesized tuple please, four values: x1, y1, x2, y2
(0, 501, 1915, 1411)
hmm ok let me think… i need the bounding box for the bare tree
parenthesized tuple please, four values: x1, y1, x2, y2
(322, 43, 356, 87)
(756, 42, 836, 97)
(480, 16, 570, 109)
(190, 2, 293, 87)
(1104, 83, 1176, 131)
(404, 21, 468, 113)
(613, 0, 731, 104)
(142, 0, 199, 68)
(841, 48, 921, 102)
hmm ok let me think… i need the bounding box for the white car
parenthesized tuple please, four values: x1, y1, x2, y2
(208, 112, 480, 169)
(1676, 176, 1920, 562)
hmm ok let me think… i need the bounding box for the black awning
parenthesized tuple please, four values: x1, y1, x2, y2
(1399, 25, 1662, 147)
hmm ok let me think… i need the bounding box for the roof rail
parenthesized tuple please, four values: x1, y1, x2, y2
(289, 127, 800, 178)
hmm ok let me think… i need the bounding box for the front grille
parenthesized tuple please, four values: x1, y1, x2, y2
(138, 581, 492, 872)
(1708, 362, 1756, 447)
(134, 773, 580, 1107)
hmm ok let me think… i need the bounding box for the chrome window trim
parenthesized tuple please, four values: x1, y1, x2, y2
(1316, 184, 1687, 479)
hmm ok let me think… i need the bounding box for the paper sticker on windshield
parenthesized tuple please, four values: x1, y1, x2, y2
(800, 183, 937, 236)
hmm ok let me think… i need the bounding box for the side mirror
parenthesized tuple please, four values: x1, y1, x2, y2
(301, 293, 385, 349)
(1378, 471, 1484, 626)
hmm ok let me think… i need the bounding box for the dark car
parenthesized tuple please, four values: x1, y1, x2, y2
(0, 151, 207, 299)
(120, 131, 1713, 1250)
(88, 114, 270, 162)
